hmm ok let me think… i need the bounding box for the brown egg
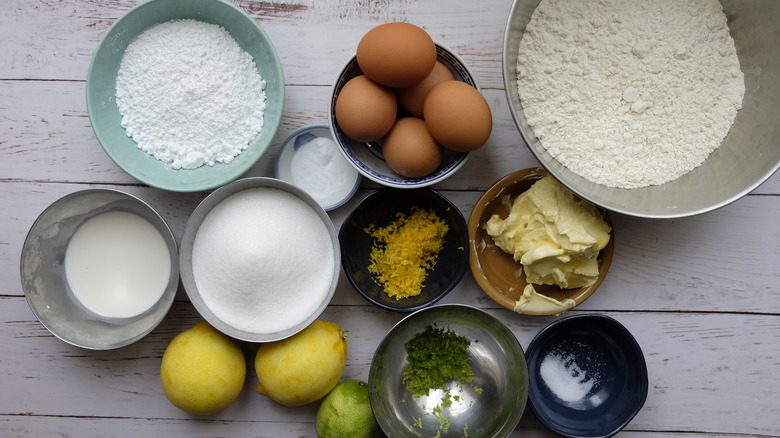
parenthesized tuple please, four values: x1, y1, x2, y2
(356, 22, 437, 88)
(396, 61, 455, 117)
(423, 80, 492, 152)
(382, 117, 443, 178)
(335, 75, 397, 142)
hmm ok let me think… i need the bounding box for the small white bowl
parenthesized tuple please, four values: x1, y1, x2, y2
(275, 125, 361, 211)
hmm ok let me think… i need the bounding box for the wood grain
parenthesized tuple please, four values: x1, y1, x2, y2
(1, 0, 778, 436)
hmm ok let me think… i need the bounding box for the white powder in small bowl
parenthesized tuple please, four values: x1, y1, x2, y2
(115, 19, 267, 170)
(191, 187, 335, 335)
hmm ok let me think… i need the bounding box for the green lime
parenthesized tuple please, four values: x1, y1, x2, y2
(315, 379, 381, 438)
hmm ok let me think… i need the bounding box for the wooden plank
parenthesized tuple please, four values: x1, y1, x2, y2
(0, 0, 510, 88)
(1, 298, 778, 436)
(2, 0, 779, 436)
(0, 79, 543, 190)
(4, 182, 779, 314)
(0, 416, 768, 438)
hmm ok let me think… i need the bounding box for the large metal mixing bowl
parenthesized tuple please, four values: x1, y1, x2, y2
(503, 0, 780, 218)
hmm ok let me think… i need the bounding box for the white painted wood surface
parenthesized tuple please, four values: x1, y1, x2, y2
(1, 1, 778, 437)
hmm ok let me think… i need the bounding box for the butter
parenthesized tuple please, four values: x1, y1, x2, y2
(485, 175, 610, 289)
(514, 284, 576, 314)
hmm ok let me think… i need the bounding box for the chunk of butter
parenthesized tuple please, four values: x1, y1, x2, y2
(514, 284, 576, 314)
(485, 175, 610, 289)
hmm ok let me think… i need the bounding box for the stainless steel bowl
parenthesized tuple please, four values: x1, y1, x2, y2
(179, 177, 340, 342)
(503, 0, 780, 218)
(20, 189, 179, 350)
(368, 304, 528, 437)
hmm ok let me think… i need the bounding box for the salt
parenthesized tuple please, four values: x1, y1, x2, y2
(540, 350, 598, 403)
(290, 136, 356, 200)
(191, 188, 334, 334)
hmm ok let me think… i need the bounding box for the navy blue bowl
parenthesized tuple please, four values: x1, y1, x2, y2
(525, 314, 648, 438)
(339, 188, 469, 313)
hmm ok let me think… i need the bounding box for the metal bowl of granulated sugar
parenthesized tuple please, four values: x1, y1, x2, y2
(179, 177, 341, 342)
(86, 0, 284, 192)
(504, 0, 780, 218)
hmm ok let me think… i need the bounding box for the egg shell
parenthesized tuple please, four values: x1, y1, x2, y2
(423, 80, 492, 152)
(381, 117, 443, 178)
(396, 61, 455, 118)
(356, 22, 437, 88)
(335, 75, 397, 142)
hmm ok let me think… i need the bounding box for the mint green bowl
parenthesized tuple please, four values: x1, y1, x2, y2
(86, 0, 284, 192)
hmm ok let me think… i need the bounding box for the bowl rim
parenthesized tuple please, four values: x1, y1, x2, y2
(85, 0, 285, 193)
(178, 176, 340, 342)
(327, 43, 475, 189)
(524, 313, 649, 438)
(368, 303, 528, 437)
(273, 124, 361, 211)
(19, 188, 179, 350)
(338, 187, 470, 313)
(467, 167, 615, 316)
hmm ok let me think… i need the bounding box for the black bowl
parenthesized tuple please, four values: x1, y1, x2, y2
(339, 188, 469, 312)
(525, 314, 648, 438)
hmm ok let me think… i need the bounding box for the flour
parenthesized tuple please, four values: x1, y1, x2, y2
(516, 0, 745, 188)
(115, 20, 267, 170)
(191, 188, 335, 334)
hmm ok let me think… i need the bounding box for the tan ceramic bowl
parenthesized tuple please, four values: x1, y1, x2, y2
(468, 168, 615, 316)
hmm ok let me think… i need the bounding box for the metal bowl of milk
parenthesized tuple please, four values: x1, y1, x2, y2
(20, 189, 179, 350)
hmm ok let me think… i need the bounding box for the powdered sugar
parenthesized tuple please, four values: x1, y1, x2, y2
(517, 0, 745, 188)
(115, 19, 267, 170)
(291, 135, 356, 200)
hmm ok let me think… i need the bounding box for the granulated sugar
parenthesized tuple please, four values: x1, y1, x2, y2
(191, 188, 334, 334)
(115, 19, 267, 170)
(517, 0, 744, 188)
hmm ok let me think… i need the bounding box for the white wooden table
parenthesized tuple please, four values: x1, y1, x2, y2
(2, 1, 779, 437)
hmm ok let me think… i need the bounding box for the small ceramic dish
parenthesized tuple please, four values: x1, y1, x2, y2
(468, 168, 614, 316)
(369, 304, 528, 438)
(274, 125, 360, 211)
(524, 314, 649, 438)
(20, 189, 179, 350)
(339, 188, 469, 313)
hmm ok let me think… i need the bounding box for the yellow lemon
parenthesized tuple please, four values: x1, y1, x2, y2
(160, 321, 246, 415)
(255, 319, 347, 406)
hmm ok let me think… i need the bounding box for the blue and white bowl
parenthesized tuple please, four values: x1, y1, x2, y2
(328, 44, 477, 189)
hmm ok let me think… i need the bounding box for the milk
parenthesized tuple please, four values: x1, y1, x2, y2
(64, 211, 171, 319)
